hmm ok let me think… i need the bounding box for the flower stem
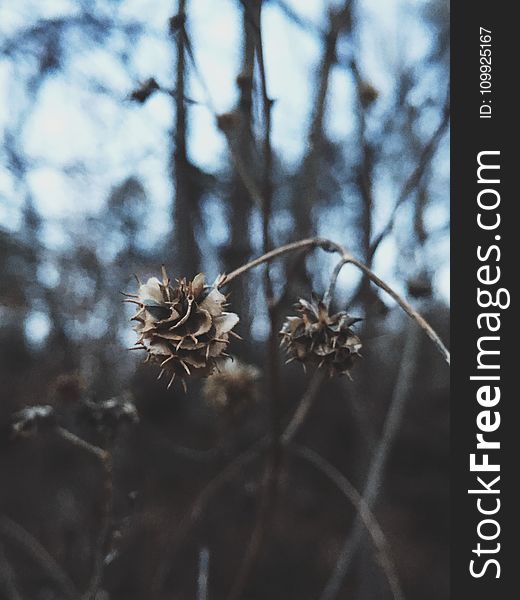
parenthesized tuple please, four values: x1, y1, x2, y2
(220, 237, 450, 365)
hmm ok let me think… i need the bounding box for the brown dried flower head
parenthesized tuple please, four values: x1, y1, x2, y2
(129, 268, 239, 390)
(280, 297, 362, 378)
(203, 361, 260, 415)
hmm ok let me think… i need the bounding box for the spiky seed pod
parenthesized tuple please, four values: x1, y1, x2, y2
(280, 298, 362, 378)
(129, 268, 239, 389)
(203, 361, 260, 415)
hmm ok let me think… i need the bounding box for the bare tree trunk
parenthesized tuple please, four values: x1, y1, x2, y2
(222, 0, 261, 340)
(289, 2, 352, 296)
(172, 0, 201, 277)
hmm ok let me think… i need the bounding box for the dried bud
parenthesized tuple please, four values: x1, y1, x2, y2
(280, 298, 362, 378)
(407, 273, 433, 299)
(130, 78, 160, 104)
(50, 373, 85, 405)
(129, 268, 240, 390)
(358, 81, 379, 107)
(11, 405, 55, 438)
(203, 361, 260, 415)
(80, 395, 139, 438)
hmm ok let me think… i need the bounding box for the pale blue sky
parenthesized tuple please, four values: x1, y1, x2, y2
(0, 0, 449, 336)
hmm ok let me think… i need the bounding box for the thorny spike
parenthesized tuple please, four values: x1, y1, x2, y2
(229, 331, 243, 340)
(167, 372, 176, 389)
(157, 369, 165, 380)
(133, 273, 141, 286)
(161, 264, 169, 286)
(160, 356, 175, 367)
(128, 346, 146, 351)
(179, 360, 191, 375)
(181, 379, 188, 393)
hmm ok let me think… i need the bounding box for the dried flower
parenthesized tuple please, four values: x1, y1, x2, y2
(203, 361, 260, 415)
(128, 268, 239, 390)
(50, 373, 86, 405)
(11, 405, 55, 438)
(280, 297, 362, 378)
(80, 394, 139, 439)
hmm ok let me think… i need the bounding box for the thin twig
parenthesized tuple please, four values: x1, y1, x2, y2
(219, 238, 327, 286)
(151, 369, 324, 594)
(367, 95, 450, 263)
(55, 426, 108, 462)
(55, 427, 113, 600)
(281, 371, 326, 444)
(290, 444, 405, 600)
(323, 257, 349, 308)
(319, 322, 420, 600)
(0, 516, 78, 600)
(0, 541, 23, 600)
(82, 452, 113, 600)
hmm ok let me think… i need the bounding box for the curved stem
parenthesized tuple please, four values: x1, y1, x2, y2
(55, 427, 113, 600)
(219, 238, 325, 287)
(348, 257, 449, 364)
(323, 257, 349, 308)
(220, 237, 450, 365)
(282, 371, 326, 444)
(290, 444, 405, 600)
(0, 517, 79, 600)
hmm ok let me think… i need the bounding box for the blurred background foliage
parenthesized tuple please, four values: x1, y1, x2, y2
(0, 0, 449, 598)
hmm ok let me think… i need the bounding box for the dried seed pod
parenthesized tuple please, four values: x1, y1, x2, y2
(280, 298, 362, 378)
(129, 268, 240, 389)
(50, 373, 85, 405)
(80, 394, 139, 439)
(203, 360, 260, 415)
(11, 405, 55, 438)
